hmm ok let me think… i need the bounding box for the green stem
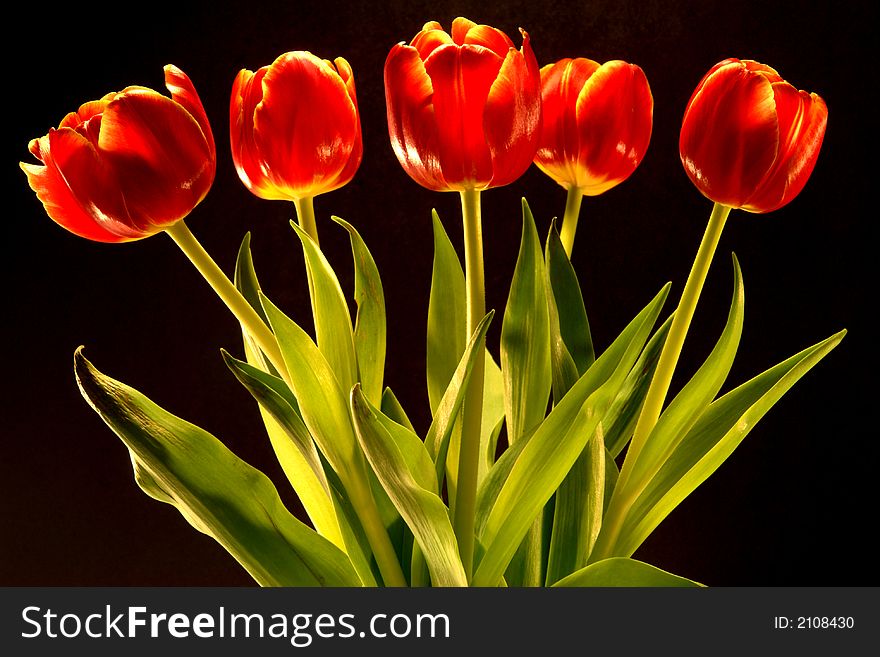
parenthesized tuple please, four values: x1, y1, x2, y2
(293, 196, 319, 247)
(623, 202, 731, 476)
(454, 187, 485, 580)
(559, 186, 584, 257)
(165, 221, 288, 381)
(593, 202, 732, 562)
(347, 472, 407, 587)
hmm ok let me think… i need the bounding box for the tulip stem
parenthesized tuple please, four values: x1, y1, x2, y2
(347, 468, 408, 587)
(619, 201, 732, 493)
(165, 221, 288, 382)
(560, 186, 584, 257)
(294, 196, 319, 246)
(455, 187, 485, 580)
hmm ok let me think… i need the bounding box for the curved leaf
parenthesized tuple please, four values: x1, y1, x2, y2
(222, 350, 344, 548)
(290, 221, 359, 397)
(74, 349, 359, 587)
(553, 558, 703, 587)
(333, 216, 386, 405)
(546, 221, 594, 375)
(427, 209, 467, 413)
(501, 199, 551, 444)
(350, 385, 467, 587)
(473, 284, 670, 586)
(616, 329, 846, 557)
(623, 254, 745, 490)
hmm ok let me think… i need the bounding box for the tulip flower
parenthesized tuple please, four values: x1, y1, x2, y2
(384, 17, 541, 192)
(21, 65, 215, 243)
(621, 59, 828, 490)
(679, 58, 828, 214)
(534, 58, 653, 255)
(231, 51, 362, 245)
(385, 17, 542, 576)
(22, 65, 288, 381)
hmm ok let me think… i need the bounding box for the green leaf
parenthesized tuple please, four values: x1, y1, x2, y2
(74, 349, 359, 587)
(425, 312, 494, 489)
(380, 388, 416, 434)
(427, 209, 467, 414)
(603, 316, 672, 458)
(290, 221, 359, 397)
(480, 351, 505, 478)
(233, 233, 277, 376)
(553, 558, 703, 587)
(546, 222, 594, 375)
(615, 329, 846, 558)
(545, 426, 606, 585)
(333, 216, 386, 406)
(625, 255, 746, 489)
(473, 284, 670, 586)
(501, 199, 552, 444)
(221, 350, 344, 546)
(350, 385, 468, 587)
(261, 293, 362, 486)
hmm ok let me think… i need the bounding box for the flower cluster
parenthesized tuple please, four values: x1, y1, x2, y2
(22, 18, 837, 589)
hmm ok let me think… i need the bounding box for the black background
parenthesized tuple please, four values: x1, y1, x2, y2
(3, 0, 874, 586)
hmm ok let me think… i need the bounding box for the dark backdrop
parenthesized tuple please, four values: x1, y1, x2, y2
(3, 0, 874, 586)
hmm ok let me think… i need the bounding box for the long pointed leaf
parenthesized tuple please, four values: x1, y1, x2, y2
(553, 557, 703, 587)
(333, 216, 386, 405)
(260, 294, 361, 484)
(546, 426, 606, 585)
(74, 349, 359, 587)
(546, 222, 594, 374)
(427, 209, 467, 413)
(624, 254, 745, 489)
(473, 284, 670, 586)
(501, 199, 552, 444)
(221, 350, 344, 546)
(350, 385, 467, 587)
(381, 388, 416, 433)
(290, 221, 359, 397)
(426, 312, 494, 487)
(616, 329, 846, 557)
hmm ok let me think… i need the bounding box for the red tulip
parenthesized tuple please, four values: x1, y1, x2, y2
(679, 58, 828, 213)
(231, 52, 362, 200)
(384, 17, 542, 192)
(534, 58, 653, 195)
(21, 66, 215, 243)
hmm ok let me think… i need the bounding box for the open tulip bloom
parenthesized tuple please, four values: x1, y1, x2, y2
(22, 23, 843, 587)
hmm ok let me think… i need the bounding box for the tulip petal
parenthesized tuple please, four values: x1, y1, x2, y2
(574, 61, 653, 195)
(484, 36, 542, 189)
(164, 64, 216, 162)
(252, 51, 358, 198)
(462, 24, 514, 57)
(744, 86, 827, 212)
(412, 25, 453, 60)
(384, 43, 448, 191)
(59, 94, 115, 130)
(99, 87, 215, 228)
(424, 43, 503, 189)
(451, 17, 477, 44)
(231, 67, 285, 199)
(680, 61, 779, 209)
(21, 129, 140, 242)
(322, 57, 363, 193)
(534, 58, 600, 189)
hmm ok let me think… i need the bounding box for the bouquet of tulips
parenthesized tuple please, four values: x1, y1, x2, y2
(21, 17, 841, 587)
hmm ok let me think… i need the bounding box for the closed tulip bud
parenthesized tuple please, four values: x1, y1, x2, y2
(535, 58, 653, 196)
(21, 66, 216, 243)
(384, 17, 542, 192)
(679, 58, 828, 213)
(230, 51, 362, 201)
